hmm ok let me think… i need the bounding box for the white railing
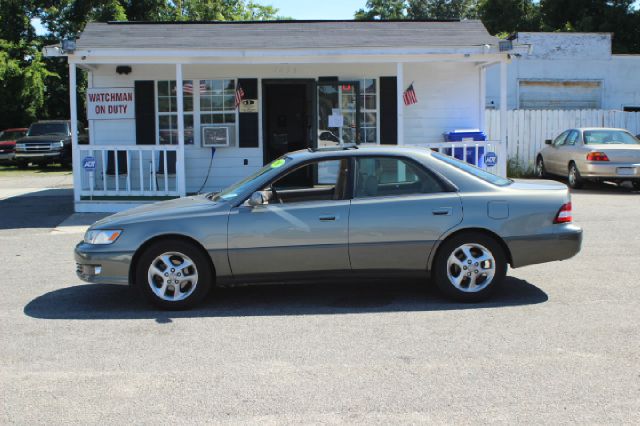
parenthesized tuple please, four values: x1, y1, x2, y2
(78, 145, 180, 197)
(410, 141, 507, 177)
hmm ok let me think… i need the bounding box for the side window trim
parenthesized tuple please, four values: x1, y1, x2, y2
(554, 130, 570, 147)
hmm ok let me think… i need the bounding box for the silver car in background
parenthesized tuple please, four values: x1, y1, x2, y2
(75, 146, 582, 310)
(536, 127, 640, 189)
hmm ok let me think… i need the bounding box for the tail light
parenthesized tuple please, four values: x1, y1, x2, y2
(586, 152, 609, 161)
(554, 202, 572, 224)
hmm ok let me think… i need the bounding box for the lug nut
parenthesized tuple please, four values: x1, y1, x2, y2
(463, 266, 467, 270)
(171, 268, 175, 272)
(164, 273, 169, 277)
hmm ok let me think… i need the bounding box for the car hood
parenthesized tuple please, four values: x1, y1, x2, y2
(508, 179, 568, 191)
(18, 135, 69, 143)
(93, 195, 228, 228)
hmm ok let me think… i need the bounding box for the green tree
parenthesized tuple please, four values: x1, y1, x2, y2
(355, 0, 407, 19)
(408, 0, 478, 20)
(477, 0, 541, 35)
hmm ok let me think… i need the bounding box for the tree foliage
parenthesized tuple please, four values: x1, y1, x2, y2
(355, 0, 640, 53)
(0, 0, 282, 130)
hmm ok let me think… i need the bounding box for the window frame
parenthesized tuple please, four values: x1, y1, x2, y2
(352, 155, 452, 200)
(553, 130, 571, 147)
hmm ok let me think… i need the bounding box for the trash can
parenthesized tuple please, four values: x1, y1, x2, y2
(443, 129, 486, 167)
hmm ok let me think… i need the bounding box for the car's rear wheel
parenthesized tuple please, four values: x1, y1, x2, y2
(433, 232, 507, 302)
(568, 162, 584, 189)
(535, 156, 547, 178)
(136, 240, 212, 310)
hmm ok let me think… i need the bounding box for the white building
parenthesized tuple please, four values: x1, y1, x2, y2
(486, 32, 640, 111)
(46, 20, 516, 212)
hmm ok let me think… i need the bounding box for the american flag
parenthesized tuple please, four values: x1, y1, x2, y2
(235, 84, 245, 109)
(403, 83, 418, 106)
(182, 82, 207, 94)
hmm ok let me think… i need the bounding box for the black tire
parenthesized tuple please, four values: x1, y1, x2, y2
(632, 180, 640, 190)
(567, 162, 584, 189)
(433, 232, 507, 302)
(16, 160, 28, 169)
(535, 156, 547, 178)
(135, 239, 213, 310)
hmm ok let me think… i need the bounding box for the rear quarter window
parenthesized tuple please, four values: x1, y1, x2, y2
(432, 152, 512, 187)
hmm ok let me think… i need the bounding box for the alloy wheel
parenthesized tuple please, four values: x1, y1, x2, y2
(446, 243, 496, 293)
(147, 251, 199, 301)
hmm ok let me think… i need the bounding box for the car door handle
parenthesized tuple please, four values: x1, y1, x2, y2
(432, 208, 452, 216)
(318, 215, 336, 221)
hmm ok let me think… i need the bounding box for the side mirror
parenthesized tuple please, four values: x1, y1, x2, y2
(545, 139, 552, 145)
(247, 191, 265, 207)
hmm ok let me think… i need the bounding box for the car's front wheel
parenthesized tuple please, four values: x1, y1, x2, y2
(136, 239, 212, 310)
(433, 232, 507, 302)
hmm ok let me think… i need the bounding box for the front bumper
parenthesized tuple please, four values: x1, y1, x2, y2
(74, 242, 133, 285)
(0, 152, 15, 161)
(579, 162, 640, 179)
(507, 224, 583, 268)
(15, 151, 64, 161)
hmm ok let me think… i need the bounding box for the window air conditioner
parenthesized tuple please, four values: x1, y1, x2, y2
(201, 124, 234, 147)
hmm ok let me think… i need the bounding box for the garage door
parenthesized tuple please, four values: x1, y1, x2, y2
(519, 80, 602, 109)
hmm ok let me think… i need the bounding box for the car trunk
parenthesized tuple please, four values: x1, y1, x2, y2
(586, 144, 640, 163)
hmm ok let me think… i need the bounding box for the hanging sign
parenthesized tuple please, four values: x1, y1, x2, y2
(87, 88, 135, 120)
(239, 99, 259, 113)
(82, 156, 96, 172)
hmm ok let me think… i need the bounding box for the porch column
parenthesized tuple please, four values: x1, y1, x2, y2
(396, 63, 404, 145)
(175, 63, 186, 196)
(499, 60, 507, 150)
(479, 65, 486, 132)
(69, 62, 80, 203)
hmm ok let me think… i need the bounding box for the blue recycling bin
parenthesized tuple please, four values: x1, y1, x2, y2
(443, 130, 486, 167)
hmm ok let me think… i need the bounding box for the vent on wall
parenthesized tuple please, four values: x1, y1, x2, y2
(202, 124, 234, 147)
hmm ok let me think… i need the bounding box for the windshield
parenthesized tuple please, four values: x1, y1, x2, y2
(583, 130, 640, 145)
(210, 156, 292, 202)
(432, 152, 512, 186)
(0, 130, 26, 141)
(27, 123, 69, 137)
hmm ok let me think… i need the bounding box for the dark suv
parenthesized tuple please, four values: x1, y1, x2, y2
(15, 120, 87, 168)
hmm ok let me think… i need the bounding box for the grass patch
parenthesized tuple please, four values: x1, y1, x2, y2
(507, 157, 536, 179)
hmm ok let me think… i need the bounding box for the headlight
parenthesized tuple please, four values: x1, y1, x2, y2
(50, 141, 64, 149)
(15, 143, 25, 150)
(84, 229, 122, 245)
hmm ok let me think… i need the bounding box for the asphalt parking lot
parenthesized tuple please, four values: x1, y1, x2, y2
(1, 175, 639, 424)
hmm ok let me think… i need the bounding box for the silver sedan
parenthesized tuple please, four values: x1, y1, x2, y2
(536, 127, 640, 189)
(75, 146, 582, 310)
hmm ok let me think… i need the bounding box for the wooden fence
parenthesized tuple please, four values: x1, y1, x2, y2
(485, 109, 640, 170)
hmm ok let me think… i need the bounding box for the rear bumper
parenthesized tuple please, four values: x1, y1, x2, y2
(507, 224, 583, 268)
(579, 162, 640, 179)
(74, 242, 133, 285)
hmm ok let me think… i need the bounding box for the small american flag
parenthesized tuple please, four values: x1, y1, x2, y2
(235, 84, 245, 109)
(182, 82, 207, 94)
(403, 83, 418, 106)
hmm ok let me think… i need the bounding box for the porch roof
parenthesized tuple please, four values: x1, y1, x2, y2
(76, 20, 500, 51)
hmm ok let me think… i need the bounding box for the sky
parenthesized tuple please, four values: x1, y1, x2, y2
(267, 0, 366, 19)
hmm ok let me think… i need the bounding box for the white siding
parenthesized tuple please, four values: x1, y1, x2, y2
(403, 62, 482, 144)
(87, 61, 483, 193)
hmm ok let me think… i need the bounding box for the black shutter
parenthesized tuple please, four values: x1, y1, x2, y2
(380, 77, 397, 145)
(134, 81, 156, 145)
(238, 78, 259, 148)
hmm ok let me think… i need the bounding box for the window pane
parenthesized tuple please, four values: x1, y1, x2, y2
(355, 157, 445, 197)
(158, 97, 170, 112)
(223, 95, 235, 109)
(270, 159, 349, 202)
(224, 79, 236, 94)
(157, 81, 169, 96)
(363, 79, 376, 94)
(223, 113, 236, 123)
(364, 95, 376, 110)
(200, 96, 212, 112)
(185, 114, 194, 145)
(158, 115, 176, 145)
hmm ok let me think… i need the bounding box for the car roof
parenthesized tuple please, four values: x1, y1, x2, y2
(574, 127, 630, 132)
(288, 144, 434, 161)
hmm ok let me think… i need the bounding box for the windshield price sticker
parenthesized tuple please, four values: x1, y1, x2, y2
(485, 152, 498, 167)
(83, 156, 96, 172)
